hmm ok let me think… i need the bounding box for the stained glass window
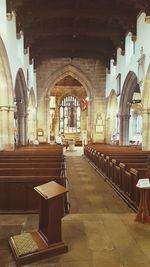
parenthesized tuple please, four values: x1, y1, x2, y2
(59, 96, 80, 133)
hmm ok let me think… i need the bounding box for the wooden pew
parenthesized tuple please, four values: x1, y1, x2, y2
(0, 143, 69, 213)
(0, 175, 65, 213)
(84, 144, 150, 211)
(0, 162, 64, 169)
(0, 164, 67, 212)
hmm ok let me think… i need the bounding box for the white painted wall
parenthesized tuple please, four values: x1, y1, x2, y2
(106, 12, 150, 99)
(0, 0, 37, 102)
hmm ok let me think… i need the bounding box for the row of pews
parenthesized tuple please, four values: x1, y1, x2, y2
(0, 144, 69, 214)
(84, 144, 150, 210)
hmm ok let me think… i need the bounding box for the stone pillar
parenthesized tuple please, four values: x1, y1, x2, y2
(8, 106, 15, 150)
(0, 106, 8, 150)
(24, 113, 28, 145)
(142, 108, 150, 150)
(28, 108, 37, 142)
(89, 98, 94, 141)
(119, 114, 130, 145)
(0, 105, 15, 151)
(18, 113, 26, 146)
(45, 97, 50, 143)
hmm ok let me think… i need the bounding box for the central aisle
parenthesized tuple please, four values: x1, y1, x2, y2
(65, 149, 130, 214)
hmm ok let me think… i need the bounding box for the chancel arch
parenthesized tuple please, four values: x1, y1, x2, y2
(106, 89, 118, 144)
(41, 65, 93, 143)
(14, 69, 28, 146)
(0, 37, 14, 150)
(49, 76, 87, 142)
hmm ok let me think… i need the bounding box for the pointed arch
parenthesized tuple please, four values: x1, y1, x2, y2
(0, 37, 14, 150)
(119, 71, 138, 116)
(141, 64, 150, 150)
(14, 68, 28, 145)
(15, 68, 28, 114)
(106, 89, 118, 143)
(42, 64, 94, 143)
(0, 37, 13, 106)
(142, 64, 150, 109)
(119, 71, 139, 145)
(44, 64, 93, 100)
(28, 88, 36, 109)
(107, 89, 118, 118)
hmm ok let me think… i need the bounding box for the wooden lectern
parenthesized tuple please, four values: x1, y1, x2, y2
(135, 178, 150, 223)
(9, 181, 68, 266)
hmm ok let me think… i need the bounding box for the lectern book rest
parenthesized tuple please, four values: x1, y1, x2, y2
(9, 181, 68, 266)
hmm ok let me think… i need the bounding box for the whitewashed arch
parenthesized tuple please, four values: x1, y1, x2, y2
(141, 64, 150, 150)
(107, 89, 118, 118)
(14, 68, 28, 145)
(119, 71, 138, 116)
(0, 37, 13, 106)
(106, 89, 118, 143)
(142, 64, 150, 110)
(119, 71, 139, 145)
(0, 37, 14, 150)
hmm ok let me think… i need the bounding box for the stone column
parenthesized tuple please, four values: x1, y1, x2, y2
(0, 105, 15, 151)
(142, 108, 150, 150)
(24, 112, 28, 145)
(8, 106, 16, 150)
(0, 106, 8, 150)
(45, 97, 50, 143)
(18, 113, 26, 146)
(119, 114, 130, 145)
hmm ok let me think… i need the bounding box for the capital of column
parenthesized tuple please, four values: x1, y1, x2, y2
(0, 105, 16, 112)
(142, 108, 150, 115)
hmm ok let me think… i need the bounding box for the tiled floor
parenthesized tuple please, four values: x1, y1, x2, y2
(1, 148, 150, 267)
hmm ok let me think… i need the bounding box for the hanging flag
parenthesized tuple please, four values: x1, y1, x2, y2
(80, 99, 88, 111)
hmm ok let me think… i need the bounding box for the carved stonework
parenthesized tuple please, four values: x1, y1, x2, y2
(6, 13, 13, 21)
(145, 16, 150, 24)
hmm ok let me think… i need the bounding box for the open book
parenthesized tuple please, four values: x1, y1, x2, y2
(136, 178, 150, 188)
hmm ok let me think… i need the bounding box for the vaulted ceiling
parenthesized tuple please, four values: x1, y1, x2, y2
(6, 0, 150, 67)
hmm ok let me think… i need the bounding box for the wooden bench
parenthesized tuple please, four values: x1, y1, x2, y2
(0, 164, 68, 213)
(84, 144, 150, 210)
(0, 142, 70, 213)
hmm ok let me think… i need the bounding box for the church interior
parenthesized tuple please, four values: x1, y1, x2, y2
(1, 0, 150, 266)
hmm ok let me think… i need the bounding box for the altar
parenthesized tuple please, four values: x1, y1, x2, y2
(68, 139, 76, 151)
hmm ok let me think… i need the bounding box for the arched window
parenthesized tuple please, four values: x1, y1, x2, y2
(59, 95, 80, 133)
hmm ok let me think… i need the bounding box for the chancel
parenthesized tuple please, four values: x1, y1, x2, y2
(1, 0, 150, 266)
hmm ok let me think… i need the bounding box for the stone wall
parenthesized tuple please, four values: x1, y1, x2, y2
(36, 58, 106, 143)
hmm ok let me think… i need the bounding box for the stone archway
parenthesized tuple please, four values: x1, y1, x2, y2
(27, 88, 37, 143)
(119, 71, 138, 145)
(106, 89, 118, 144)
(14, 69, 28, 146)
(142, 64, 150, 150)
(44, 65, 93, 99)
(0, 38, 14, 150)
(40, 64, 94, 143)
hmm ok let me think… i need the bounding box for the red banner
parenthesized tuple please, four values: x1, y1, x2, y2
(80, 99, 88, 111)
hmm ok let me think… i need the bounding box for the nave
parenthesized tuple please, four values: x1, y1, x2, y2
(1, 148, 150, 267)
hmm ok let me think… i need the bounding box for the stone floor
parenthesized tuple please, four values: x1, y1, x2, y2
(1, 147, 150, 267)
